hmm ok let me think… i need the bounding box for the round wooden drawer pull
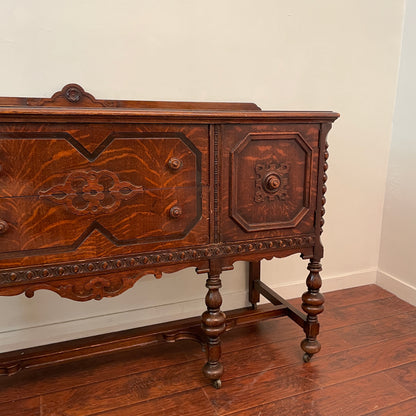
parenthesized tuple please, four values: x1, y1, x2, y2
(263, 173, 281, 193)
(169, 206, 182, 219)
(168, 158, 183, 171)
(0, 220, 9, 234)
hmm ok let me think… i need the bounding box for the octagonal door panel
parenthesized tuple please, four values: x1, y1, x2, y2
(221, 124, 320, 242)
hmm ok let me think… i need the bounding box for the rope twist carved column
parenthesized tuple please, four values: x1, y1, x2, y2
(320, 139, 329, 234)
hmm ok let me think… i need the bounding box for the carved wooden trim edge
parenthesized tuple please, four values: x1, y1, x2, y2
(28, 84, 109, 107)
(23, 274, 150, 302)
(213, 124, 220, 243)
(1, 235, 315, 286)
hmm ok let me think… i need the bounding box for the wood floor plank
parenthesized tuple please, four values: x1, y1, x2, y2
(41, 360, 207, 416)
(207, 334, 416, 414)
(203, 365, 320, 415)
(0, 340, 202, 405)
(385, 361, 416, 395)
(228, 372, 412, 416)
(322, 284, 393, 308)
(221, 330, 350, 380)
(0, 317, 302, 405)
(320, 296, 415, 330)
(1, 299, 414, 406)
(361, 398, 416, 416)
(305, 335, 416, 387)
(0, 285, 414, 416)
(0, 397, 40, 416)
(39, 335, 311, 416)
(39, 316, 374, 416)
(332, 310, 416, 347)
(87, 389, 216, 416)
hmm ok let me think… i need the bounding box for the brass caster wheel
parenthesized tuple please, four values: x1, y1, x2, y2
(303, 353, 312, 363)
(212, 379, 222, 389)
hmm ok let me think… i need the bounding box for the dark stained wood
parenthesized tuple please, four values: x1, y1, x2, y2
(248, 261, 260, 307)
(234, 373, 412, 416)
(40, 361, 208, 416)
(0, 397, 40, 416)
(255, 279, 307, 326)
(332, 310, 416, 347)
(0, 84, 261, 111)
(1, 291, 411, 406)
(362, 399, 416, 416)
(320, 296, 415, 330)
(0, 85, 338, 385)
(305, 335, 416, 387)
(202, 365, 320, 415)
(87, 389, 217, 416)
(0, 286, 414, 415)
(0, 304, 288, 376)
(203, 335, 416, 414)
(322, 284, 394, 308)
(385, 361, 416, 395)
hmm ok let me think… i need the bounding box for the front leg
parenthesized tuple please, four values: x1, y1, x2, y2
(301, 259, 324, 362)
(201, 265, 226, 388)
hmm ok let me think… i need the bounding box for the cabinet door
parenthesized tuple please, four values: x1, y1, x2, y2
(221, 123, 320, 243)
(0, 123, 209, 268)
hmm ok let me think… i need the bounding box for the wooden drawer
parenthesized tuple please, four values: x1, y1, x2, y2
(221, 124, 320, 242)
(0, 124, 209, 267)
(0, 85, 339, 382)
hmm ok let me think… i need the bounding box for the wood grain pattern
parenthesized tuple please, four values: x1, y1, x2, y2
(305, 335, 416, 387)
(234, 373, 412, 416)
(87, 389, 217, 416)
(221, 123, 320, 242)
(0, 286, 403, 403)
(361, 398, 416, 416)
(0, 83, 261, 111)
(385, 361, 416, 395)
(0, 286, 414, 415)
(0, 398, 40, 416)
(41, 360, 207, 416)
(0, 85, 339, 386)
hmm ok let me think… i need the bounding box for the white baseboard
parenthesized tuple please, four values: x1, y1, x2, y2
(376, 270, 416, 306)
(270, 268, 377, 300)
(0, 268, 377, 353)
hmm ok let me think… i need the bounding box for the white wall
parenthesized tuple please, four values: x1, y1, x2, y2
(378, 0, 416, 306)
(0, 0, 405, 351)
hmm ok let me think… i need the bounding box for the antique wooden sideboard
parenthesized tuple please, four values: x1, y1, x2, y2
(0, 84, 338, 388)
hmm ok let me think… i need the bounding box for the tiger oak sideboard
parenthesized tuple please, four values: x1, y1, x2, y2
(0, 84, 338, 388)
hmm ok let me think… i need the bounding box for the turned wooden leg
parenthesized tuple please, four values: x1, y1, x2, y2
(201, 268, 226, 388)
(249, 261, 261, 309)
(301, 259, 325, 362)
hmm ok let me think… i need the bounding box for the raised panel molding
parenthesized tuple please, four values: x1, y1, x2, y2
(230, 132, 313, 232)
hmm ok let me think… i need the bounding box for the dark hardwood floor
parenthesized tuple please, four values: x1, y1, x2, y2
(1, 284, 415, 415)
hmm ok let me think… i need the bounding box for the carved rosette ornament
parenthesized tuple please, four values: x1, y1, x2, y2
(65, 87, 82, 103)
(255, 160, 289, 203)
(39, 170, 143, 215)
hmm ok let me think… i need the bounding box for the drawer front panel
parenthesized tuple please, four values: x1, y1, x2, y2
(0, 133, 202, 198)
(221, 124, 320, 242)
(0, 124, 209, 266)
(0, 186, 202, 259)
